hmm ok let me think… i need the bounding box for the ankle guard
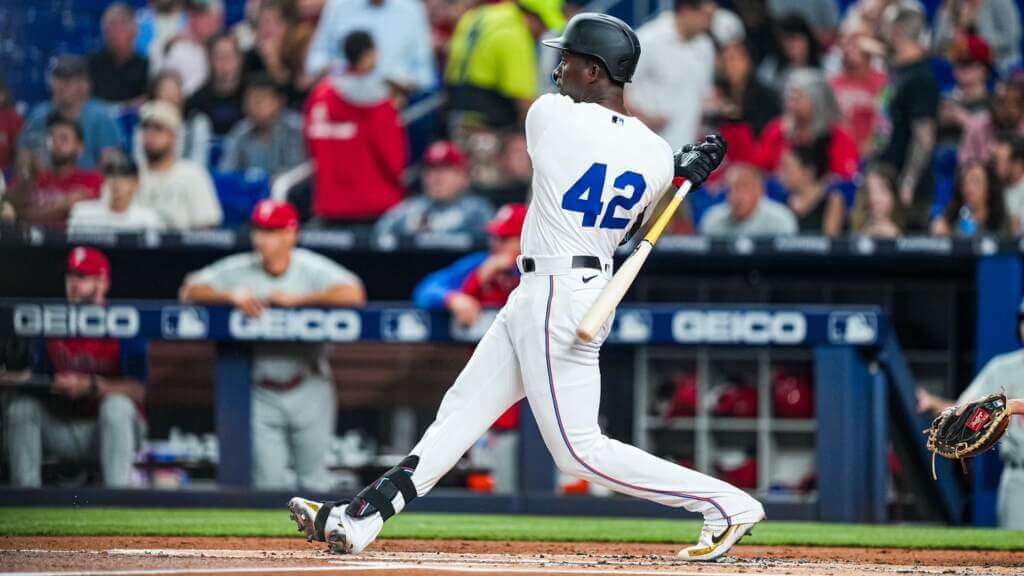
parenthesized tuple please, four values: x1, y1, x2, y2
(346, 455, 419, 521)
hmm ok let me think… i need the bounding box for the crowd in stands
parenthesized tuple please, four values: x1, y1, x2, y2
(1, 0, 1024, 239)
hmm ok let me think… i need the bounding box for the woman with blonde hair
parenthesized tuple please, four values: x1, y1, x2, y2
(850, 163, 904, 237)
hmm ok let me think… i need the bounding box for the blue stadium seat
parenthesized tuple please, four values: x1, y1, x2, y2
(213, 170, 271, 229)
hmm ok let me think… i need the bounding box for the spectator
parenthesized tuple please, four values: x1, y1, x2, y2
(3, 247, 147, 488)
(733, 0, 776, 65)
(187, 34, 246, 136)
(628, 0, 716, 147)
(960, 74, 1024, 166)
(934, 0, 1021, 74)
(219, 74, 306, 178)
(446, 0, 564, 130)
(931, 161, 1007, 236)
(755, 68, 859, 181)
(850, 163, 904, 237)
(778, 143, 845, 235)
(305, 31, 407, 225)
(136, 71, 212, 166)
(757, 14, 824, 91)
(0, 78, 23, 172)
(375, 141, 494, 237)
(700, 163, 798, 236)
(305, 0, 436, 95)
(18, 56, 124, 170)
(829, 29, 887, 157)
(938, 33, 994, 150)
(68, 158, 163, 232)
(877, 4, 939, 230)
(180, 200, 365, 490)
(89, 3, 150, 106)
(136, 101, 222, 229)
(767, 0, 840, 46)
(413, 203, 526, 327)
(162, 0, 225, 97)
(8, 115, 103, 229)
(1003, 137, 1024, 234)
(244, 0, 308, 107)
(135, 0, 188, 73)
(708, 41, 780, 138)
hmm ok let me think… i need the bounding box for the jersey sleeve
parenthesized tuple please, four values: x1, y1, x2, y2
(186, 253, 252, 292)
(525, 94, 572, 156)
(300, 250, 364, 292)
(956, 357, 1003, 404)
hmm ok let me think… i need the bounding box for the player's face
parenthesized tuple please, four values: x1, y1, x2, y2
(66, 273, 108, 304)
(245, 87, 283, 127)
(552, 51, 590, 102)
(727, 167, 762, 221)
(252, 228, 297, 270)
(141, 122, 176, 160)
(423, 165, 468, 202)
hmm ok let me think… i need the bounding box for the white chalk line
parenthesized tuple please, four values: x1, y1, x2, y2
(0, 564, 743, 576)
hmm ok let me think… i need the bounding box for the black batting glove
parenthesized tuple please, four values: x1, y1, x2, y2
(673, 134, 728, 187)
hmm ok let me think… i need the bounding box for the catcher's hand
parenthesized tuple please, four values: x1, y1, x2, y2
(924, 392, 1010, 479)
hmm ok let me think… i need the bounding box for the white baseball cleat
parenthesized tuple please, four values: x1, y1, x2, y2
(287, 497, 323, 543)
(677, 520, 760, 561)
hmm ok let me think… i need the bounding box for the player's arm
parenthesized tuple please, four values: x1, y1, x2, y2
(633, 136, 725, 239)
(268, 282, 366, 308)
(180, 276, 265, 318)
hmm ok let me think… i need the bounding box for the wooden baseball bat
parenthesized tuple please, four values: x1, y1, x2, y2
(576, 179, 693, 342)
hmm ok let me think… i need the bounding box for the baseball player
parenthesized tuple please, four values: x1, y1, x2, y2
(918, 297, 1024, 529)
(290, 13, 764, 560)
(3, 247, 147, 487)
(180, 200, 366, 490)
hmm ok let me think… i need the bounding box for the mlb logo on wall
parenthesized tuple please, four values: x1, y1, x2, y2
(827, 312, 878, 345)
(161, 307, 209, 339)
(609, 310, 652, 343)
(382, 310, 430, 342)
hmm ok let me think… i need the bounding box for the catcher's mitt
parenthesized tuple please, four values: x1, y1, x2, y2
(925, 393, 1010, 479)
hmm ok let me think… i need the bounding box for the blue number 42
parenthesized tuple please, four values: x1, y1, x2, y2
(561, 162, 646, 230)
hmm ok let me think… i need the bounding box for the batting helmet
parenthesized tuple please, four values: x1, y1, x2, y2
(542, 13, 641, 84)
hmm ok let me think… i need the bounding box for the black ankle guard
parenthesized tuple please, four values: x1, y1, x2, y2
(313, 499, 348, 542)
(346, 455, 419, 521)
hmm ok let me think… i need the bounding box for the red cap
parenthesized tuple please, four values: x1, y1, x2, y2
(251, 199, 300, 230)
(67, 246, 110, 278)
(423, 140, 467, 168)
(953, 33, 993, 66)
(486, 203, 527, 238)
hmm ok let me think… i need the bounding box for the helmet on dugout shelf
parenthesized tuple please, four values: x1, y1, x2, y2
(542, 13, 641, 84)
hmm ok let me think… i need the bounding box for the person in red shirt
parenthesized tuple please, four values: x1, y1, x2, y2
(3, 247, 147, 487)
(830, 31, 887, 158)
(0, 78, 23, 172)
(305, 30, 407, 226)
(7, 114, 103, 228)
(755, 68, 860, 182)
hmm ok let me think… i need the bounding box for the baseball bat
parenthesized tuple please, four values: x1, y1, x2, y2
(576, 179, 693, 342)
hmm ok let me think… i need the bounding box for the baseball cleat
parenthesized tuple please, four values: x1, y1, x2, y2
(288, 497, 323, 542)
(678, 520, 760, 561)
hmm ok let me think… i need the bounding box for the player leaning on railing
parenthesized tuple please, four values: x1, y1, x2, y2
(289, 12, 766, 562)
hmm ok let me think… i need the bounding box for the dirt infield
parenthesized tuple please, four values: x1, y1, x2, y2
(2, 536, 1023, 575)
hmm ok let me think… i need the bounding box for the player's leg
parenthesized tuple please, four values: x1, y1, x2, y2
(289, 377, 336, 492)
(252, 387, 293, 489)
(3, 395, 48, 487)
(997, 466, 1024, 530)
(97, 394, 142, 487)
(514, 274, 763, 557)
(291, 305, 526, 553)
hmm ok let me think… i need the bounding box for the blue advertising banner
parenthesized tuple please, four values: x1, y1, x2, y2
(0, 301, 887, 348)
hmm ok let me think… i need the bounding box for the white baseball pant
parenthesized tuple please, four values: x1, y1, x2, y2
(406, 255, 764, 528)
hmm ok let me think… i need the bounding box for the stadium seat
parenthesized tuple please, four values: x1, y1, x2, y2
(212, 170, 271, 229)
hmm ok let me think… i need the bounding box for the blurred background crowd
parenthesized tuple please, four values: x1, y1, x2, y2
(0, 0, 1023, 240)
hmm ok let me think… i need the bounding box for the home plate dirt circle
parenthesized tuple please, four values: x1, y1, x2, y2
(1, 537, 1023, 575)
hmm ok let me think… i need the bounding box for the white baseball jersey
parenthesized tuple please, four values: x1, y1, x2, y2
(521, 94, 675, 260)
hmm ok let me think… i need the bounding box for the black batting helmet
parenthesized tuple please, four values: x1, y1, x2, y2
(542, 13, 641, 84)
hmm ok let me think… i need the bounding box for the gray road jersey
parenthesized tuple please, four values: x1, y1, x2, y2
(958, 349, 1024, 462)
(188, 248, 362, 383)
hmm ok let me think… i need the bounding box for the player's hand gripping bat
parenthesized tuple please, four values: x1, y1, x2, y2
(576, 135, 726, 342)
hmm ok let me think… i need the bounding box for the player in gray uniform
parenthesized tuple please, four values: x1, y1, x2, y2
(181, 200, 366, 490)
(918, 297, 1024, 529)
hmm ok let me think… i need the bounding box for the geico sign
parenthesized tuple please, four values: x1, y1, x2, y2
(229, 309, 361, 341)
(672, 311, 806, 344)
(13, 304, 139, 338)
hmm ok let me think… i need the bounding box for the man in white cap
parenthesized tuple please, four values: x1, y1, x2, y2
(136, 100, 222, 230)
